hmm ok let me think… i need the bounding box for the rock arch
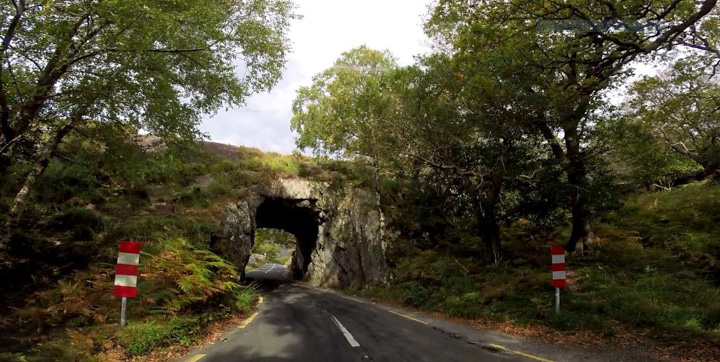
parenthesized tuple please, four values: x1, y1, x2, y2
(214, 179, 389, 288)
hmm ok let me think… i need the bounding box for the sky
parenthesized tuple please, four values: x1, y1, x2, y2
(199, 0, 433, 154)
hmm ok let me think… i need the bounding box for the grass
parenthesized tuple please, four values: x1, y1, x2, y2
(1, 136, 374, 360)
(353, 183, 720, 351)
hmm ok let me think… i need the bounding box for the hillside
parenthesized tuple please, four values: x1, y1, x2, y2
(0, 140, 354, 360)
(353, 182, 720, 360)
(2, 135, 720, 360)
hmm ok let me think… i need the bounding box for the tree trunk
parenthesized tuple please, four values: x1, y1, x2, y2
(564, 127, 592, 253)
(702, 161, 720, 180)
(567, 192, 591, 253)
(0, 119, 78, 250)
(479, 169, 505, 265)
(0, 152, 9, 177)
(479, 207, 502, 265)
(371, 155, 387, 253)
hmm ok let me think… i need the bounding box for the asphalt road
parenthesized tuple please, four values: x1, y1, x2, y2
(180, 263, 658, 362)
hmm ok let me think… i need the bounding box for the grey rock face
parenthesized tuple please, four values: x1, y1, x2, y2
(217, 202, 255, 277)
(215, 178, 390, 288)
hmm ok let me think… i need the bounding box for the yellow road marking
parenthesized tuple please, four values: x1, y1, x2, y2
(186, 354, 205, 362)
(488, 344, 554, 362)
(238, 295, 264, 329)
(238, 311, 259, 329)
(389, 310, 428, 325)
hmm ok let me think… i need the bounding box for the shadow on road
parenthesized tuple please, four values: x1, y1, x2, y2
(243, 263, 292, 292)
(205, 263, 354, 362)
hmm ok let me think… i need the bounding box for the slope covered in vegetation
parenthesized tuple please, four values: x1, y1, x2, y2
(353, 182, 720, 360)
(0, 140, 352, 360)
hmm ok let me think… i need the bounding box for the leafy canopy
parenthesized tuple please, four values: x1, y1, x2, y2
(291, 45, 397, 158)
(0, 0, 297, 146)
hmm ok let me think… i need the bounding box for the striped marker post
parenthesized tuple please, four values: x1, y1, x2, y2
(114, 241, 141, 326)
(551, 246, 566, 313)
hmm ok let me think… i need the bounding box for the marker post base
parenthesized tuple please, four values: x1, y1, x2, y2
(121, 297, 127, 326)
(555, 288, 560, 314)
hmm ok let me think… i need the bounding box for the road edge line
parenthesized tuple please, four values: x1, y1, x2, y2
(238, 311, 259, 329)
(389, 310, 428, 325)
(488, 344, 554, 362)
(238, 294, 264, 329)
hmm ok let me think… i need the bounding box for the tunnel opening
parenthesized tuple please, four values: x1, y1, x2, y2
(254, 197, 321, 280)
(249, 228, 296, 269)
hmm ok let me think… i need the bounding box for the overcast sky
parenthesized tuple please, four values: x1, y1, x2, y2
(199, 0, 433, 154)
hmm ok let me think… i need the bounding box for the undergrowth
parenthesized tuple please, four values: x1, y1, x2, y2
(0, 141, 327, 360)
(353, 182, 720, 350)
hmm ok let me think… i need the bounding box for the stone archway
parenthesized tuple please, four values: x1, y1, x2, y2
(214, 179, 390, 288)
(255, 197, 320, 280)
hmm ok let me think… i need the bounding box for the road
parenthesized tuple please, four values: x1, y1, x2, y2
(180, 263, 656, 362)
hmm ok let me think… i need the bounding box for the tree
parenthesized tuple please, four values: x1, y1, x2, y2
(382, 55, 550, 264)
(291, 45, 398, 251)
(0, 0, 297, 249)
(601, 117, 701, 189)
(427, 0, 719, 252)
(627, 56, 720, 180)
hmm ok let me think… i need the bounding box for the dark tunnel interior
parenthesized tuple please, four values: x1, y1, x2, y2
(254, 197, 321, 279)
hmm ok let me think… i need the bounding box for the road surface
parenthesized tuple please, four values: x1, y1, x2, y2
(180, 263, 657, 362)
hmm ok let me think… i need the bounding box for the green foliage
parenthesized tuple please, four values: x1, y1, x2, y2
(253, 228, 296, 264)
(1, 0, 298, 153)
(102, 214, 217, 248)
(358, 184, 720, 342)
(627, 56, 720, 178)
(291, 45, 398, 158)
(604, 119, 701, 188)
(143, 237, 242, 313)
(140, 152, 208, 186)
(614, 182, 720, 279)
(117, 316, 209, 355)
(118, 320, 175, 355)
(36, 161, 103, 204)
(46, 207, 105, 232)
(174, 186, 214, 207)
(46, 207, 105, 241)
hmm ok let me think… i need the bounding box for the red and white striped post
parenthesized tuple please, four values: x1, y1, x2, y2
(551, 246, 566, 313)
(114, 240, 141, 326)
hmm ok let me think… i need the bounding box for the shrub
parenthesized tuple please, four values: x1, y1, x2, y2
(174, 187, 212, 207)
(142, 237, 243, 313)
(46, 207, 105, 241)
(37, 162, 102, 204)
(118, 320, 174, 355)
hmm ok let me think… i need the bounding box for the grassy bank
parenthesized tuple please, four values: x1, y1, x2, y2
(351, 182, 720, 358)
(0, 141, 345, 360)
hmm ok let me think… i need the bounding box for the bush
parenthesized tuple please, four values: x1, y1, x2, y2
(118, 320, 175, 355)
(174, 187, 213, 207)
(37, 162, 102, 204)
(46, 207, 105, 241)
(140, 153, 207, 186)
(143, 237, 243, 313)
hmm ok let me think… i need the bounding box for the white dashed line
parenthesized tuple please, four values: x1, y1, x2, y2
(329, 314, 360, 347)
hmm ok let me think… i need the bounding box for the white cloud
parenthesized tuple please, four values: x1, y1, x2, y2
(199, 0, 433, 154)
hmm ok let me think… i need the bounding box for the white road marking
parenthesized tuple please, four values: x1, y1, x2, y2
(265, 264, 276, 274)
(329, 314, 360, 347)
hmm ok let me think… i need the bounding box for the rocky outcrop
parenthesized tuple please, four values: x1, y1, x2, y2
(215, 178, 390, 288)
(217, 201, 256, 278)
